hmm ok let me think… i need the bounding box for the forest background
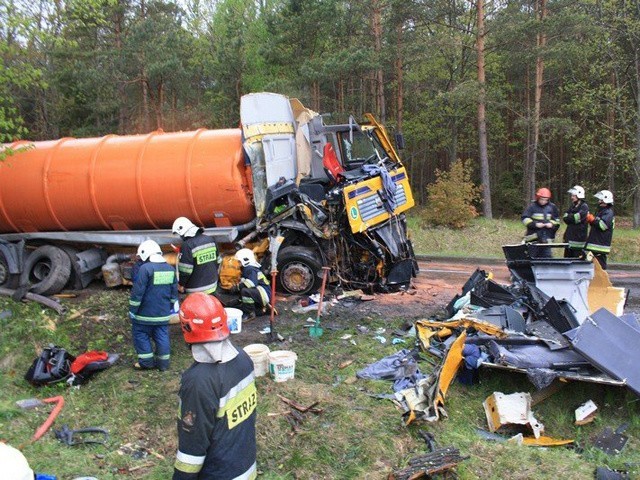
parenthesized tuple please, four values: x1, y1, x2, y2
(2, 0, 640, 223)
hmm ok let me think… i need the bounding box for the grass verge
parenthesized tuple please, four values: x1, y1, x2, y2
(407, 210, 640, 263)
(1, 289, 639, 479)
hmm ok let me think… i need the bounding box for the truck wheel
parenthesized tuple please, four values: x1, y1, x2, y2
(277, 246, 323, 295)
(0, 251, 19, 289)
(21, 246, 72, 296)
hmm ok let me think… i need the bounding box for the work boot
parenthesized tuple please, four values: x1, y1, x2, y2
(133, 362, 154, 371)
(243, 311, 257, 322)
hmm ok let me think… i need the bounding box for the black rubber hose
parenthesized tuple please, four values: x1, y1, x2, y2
(0, 287, 67, 315)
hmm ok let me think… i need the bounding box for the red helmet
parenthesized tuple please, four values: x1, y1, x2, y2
(179, 293, 229, 344)
(536, 187, 552, 199)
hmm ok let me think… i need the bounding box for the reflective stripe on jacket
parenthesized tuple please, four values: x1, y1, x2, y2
(585, 206, 614, 254)
(173, 352, 257, 480)
(562, 200, 589, 249)
(178, 233, 222, 294)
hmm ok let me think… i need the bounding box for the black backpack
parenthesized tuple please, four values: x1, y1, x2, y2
(25, 345, 75, 386)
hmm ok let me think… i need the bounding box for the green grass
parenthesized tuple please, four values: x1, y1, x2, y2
(1, 289, 639, 479)
(407, 210, 640, 263)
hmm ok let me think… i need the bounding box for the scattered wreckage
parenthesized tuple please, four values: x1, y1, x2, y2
(360, 244, 636, 431)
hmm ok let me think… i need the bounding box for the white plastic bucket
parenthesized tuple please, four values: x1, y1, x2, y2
(243, 343, 270, 377)
(224, 308, 243, 334)
(268, 350, 298, 382)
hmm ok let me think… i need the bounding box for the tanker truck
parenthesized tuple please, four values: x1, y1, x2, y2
(0, 92, 416, 296)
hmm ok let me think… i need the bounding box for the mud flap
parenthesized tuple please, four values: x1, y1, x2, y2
(386, 258, 414, 287)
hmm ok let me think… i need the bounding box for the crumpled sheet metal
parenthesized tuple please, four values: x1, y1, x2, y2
(483, 392, 544, 439)
(399, 331, 467, 424)
(570, 307, 640, 397)
(416, 318, 506, 351)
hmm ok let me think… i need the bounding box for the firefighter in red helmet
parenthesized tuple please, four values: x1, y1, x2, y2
(174, 293, 257, 480)
(521, 187, 560, 258)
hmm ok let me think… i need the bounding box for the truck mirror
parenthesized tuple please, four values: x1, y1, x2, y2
(395, 133, 405, 150)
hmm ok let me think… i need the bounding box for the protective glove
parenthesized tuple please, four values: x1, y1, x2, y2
(586, 213, 596, 224)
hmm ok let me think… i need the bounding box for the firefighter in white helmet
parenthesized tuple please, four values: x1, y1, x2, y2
(0, 443, 34, 480)
(562, 185, 589, 258)
(234, 248, 271, 321)
(172, 217, 222, 295)
(129, 239, 178, 370)
(585, 190, 615, 269)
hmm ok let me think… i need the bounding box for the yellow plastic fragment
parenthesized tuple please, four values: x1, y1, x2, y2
(588, 259, 625, 316)
(521, 436, 574, 447)
(435, 331, 467, 407)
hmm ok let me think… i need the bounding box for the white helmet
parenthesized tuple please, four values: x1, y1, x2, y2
(137, 239, 164, 262)
(235, 248, 260, 268)
(594, 190, 614, 204)
(172, 217, 199, 238)
(0, 443, 34, 480)
(567, 185, 585, 199)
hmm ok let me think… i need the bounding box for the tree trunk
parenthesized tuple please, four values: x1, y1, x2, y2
(141, 72, 150, 133)
(156, 79, 164, 129)
(633, 49, 640, 228)
(372, 0, 385, 121)
(114, 2, 126, 134)
(607, 71, 615, 191)
(476, 0, 492, 219)
(395, 22, 404, 132)
(525, 0, 546, 206)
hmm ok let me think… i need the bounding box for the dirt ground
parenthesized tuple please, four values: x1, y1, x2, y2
(218, 272, 462, 349)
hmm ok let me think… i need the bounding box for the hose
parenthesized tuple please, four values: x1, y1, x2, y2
(0, 287, 67, 315)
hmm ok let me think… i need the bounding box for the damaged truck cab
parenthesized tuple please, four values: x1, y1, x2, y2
(0, 92, 416, 296)
(239, 93, 417, 294)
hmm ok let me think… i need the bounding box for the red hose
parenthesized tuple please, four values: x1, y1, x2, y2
(269, 271, 277, 332)
(32, 396, 64, 441)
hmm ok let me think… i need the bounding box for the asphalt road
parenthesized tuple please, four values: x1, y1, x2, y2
(416, 256, 640, 309)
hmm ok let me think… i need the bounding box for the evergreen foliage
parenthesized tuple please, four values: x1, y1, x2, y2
(423, 160, 480, 229)
(2, 0, 640, 221)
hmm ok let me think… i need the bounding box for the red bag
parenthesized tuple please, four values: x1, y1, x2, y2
(71, 350, 108, 374)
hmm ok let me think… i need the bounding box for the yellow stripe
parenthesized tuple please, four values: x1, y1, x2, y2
(174, 459, 203, 473)
(217, 382, 257, 429)
(243, 122, 294, 139)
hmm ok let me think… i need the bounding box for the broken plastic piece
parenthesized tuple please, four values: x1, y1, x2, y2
(483, 392, 544, 439)
(575, 400, 597, 425)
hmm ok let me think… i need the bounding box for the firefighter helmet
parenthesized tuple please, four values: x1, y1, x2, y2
(235, 248, 260, 268)
(172, 217, 199, 238)
(567, 185, 585, 199)
(594, 190, 614, 204)
(137, 240, 163, 262)
(179, 292, 229, 344)
(0, 443, 34, 480)
(535, 187, 552, 199)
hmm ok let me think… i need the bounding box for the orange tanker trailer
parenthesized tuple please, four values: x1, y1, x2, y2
(0, 92, 417, 296)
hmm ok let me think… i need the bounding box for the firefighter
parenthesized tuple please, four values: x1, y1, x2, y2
(129, 240, 178, 371)
(174, 293, 257, 480)
(521, 187, 560, 258)
(172, 217, 222, 295)
(562, 185, 589, 258)
(585, 190, 615, 270)
(234, 248, 271, 321)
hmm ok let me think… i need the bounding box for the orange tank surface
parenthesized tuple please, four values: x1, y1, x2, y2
(0, 129, 255, 233)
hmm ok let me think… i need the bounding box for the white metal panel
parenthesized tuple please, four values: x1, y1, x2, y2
(240, 92, 295, 125)
(262, 134, 297, 187)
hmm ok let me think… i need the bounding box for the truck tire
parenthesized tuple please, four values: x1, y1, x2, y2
(277, 246, 323, 295)
(21, 245, 72, 296)
(0, 251, 19, 289)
